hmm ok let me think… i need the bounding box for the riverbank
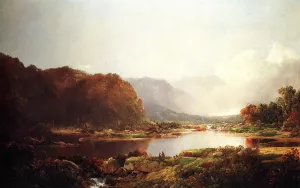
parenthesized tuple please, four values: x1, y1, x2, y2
(36, 121, 300, 146)
(9, 141, 299, 188)
(47, 126, 205, 143)
(10, 127, 300, 187)
(28, 124, 300, 152)
(105, 146, 300, 187)
(29, 146, 300, 188)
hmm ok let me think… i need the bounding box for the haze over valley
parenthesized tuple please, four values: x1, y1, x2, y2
(2, 0, 300, 116)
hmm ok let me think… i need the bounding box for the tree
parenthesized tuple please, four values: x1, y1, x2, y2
(267, 102, 283, 124)
(240, 104, 258, 124)
(278, 86, 296, 119)
(256, 103, 268, 123)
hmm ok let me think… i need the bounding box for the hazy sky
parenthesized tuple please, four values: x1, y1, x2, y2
(1, 0, 300, 79)
(1, 0, 300, 115)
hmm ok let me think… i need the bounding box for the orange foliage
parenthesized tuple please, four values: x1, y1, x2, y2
(240, 104, 257, 123)
(0, 53, 146, 130)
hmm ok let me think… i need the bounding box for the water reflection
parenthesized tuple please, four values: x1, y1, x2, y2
(147, 131, 245, 156)
(35, 131, 300, 159)
(244, 138, 260, 148)
(35, 139, 151, 158)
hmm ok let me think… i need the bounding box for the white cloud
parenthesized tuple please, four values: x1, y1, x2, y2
(266, 42, 299, 64)
(215, 49, 264, 84)
(73, 64, 92, 70)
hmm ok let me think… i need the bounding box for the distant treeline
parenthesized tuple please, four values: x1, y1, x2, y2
(203, 115, 243, 124)
(241, 86, 300, 129)
(0, 53, 146, 143)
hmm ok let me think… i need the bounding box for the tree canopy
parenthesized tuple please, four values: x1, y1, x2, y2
(0, 53, 146, 140)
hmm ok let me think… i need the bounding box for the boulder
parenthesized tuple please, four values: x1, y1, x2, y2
(124, 158, 163, 173)
(115, 167, 128, 177)
(102, 158, 120, 173)
(124, 162, 134, 171)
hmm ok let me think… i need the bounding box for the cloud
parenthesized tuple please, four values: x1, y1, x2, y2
(266, 42, 299, 64)
(215, 49, 265, 85)
(73, 64, 92, 70)
(1, 0, 300, 115)
(173, 42, 300, 115)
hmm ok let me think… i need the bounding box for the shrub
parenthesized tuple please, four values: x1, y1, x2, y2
(128, 149, 148, 157)
(32, 158, 83, 188)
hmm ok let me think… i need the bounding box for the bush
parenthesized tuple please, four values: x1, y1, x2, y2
(128, 149, 148, 157)
(32, 158, 83, 188)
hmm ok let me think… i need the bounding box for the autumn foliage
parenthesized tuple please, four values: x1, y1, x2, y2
(240, 104, 258, 123)
(240, 86, 300, 130)
(0, 52, 146, 141)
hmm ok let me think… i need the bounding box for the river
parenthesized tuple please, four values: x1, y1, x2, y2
(35, 131, 279, 158)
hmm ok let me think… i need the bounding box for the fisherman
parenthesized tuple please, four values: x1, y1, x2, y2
(161, 151, 165, 158)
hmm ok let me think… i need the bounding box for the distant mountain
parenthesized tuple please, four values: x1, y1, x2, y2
(126, 77, 203, 120)
(144, 102, 204, 123)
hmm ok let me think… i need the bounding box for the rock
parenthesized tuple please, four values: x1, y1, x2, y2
(115, 167, 128, 176)
(102, 158, 120, 173)
(124, 158, 163, 173)
(124, 162, 134, 171)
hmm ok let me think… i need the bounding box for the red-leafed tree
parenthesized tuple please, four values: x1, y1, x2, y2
(240, 104, 258, 123)
(285, 111, 300, 127)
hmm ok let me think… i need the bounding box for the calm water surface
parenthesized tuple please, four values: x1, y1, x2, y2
(35, 131, 272, 158)
(147, 131, 245, 156)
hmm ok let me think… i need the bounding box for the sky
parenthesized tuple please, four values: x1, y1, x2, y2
(1, 0, 300, 115)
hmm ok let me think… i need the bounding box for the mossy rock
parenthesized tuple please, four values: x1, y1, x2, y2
(124, 157, 164, 172)
(102, 158, 120, 173)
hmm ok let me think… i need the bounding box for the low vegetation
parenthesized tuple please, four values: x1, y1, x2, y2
(4, 144, 300, 188)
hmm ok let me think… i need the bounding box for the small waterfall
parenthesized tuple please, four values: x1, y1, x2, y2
(90, 178, 106, 188)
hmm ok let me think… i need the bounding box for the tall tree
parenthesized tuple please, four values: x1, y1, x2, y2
(278, 86, 296, 119)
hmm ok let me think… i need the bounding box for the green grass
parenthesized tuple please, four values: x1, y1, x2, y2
(229, 126, 264, 133)
(179, 157, 196, 165)
(162, 157, 178, 166)
(259, 131, 278, 137)
(112, 133, 147, 138)
(179, 148, 217, 157)
(126, 156, 144, 163)
(131, 133, 147, 138)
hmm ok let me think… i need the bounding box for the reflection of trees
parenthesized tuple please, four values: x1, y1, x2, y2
(245, 138, 260, 148)
(35, 139, 151, 158)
